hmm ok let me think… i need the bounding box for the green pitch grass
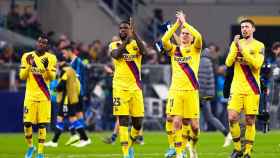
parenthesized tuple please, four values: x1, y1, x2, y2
(0, 131, 279, 158)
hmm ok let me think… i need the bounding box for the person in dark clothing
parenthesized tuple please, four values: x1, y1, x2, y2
(198, 47, 232, 147)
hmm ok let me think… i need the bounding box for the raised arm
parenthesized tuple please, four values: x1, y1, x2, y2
(161, 21, 180, 51)
(133, 33, 147, 55)
(176, 10, 202, 50)
(172, 33, 180, 45)
(130, 17, 147, 55)
(182, 22, 202, 50)
(225, 35, 241, 67)
(225, 42, 238, 67)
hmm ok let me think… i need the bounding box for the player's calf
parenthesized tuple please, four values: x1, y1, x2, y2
(69, 118, 91, 147)
(131, 117, 143, 145)
(24, 122, 33, 147)
(45, 120, 64, 147)
(119, 116, 130, 157)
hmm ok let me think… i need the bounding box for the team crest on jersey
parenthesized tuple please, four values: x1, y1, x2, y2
(174, 56, 191, 64)
(123, 54, 137, 61)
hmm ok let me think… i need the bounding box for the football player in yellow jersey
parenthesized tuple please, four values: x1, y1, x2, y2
(109, 18, 146, 158)
(161, 11, 202, 158)
(19, 35, 57, 158)
(225, 19, 265, 158)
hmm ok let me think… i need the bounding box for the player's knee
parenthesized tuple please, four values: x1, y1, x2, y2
(166, 115, 173, 123)
(173, 119, 182, 130)
(191, 120, 199, 133)
(38, 123, 47, 129)
(132, 117, 143, 130)
(182, 118, 191, 125)
(24, 122, 32, 128)
(119, 116, 129, 127)
(228, 111, 239, 123)
(191, 124, 199, 134)
(245, 115, 256, 125)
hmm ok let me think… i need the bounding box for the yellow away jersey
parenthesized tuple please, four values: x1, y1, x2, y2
(109, 40, 142, 90)
(225, 39, 265, 95)
(19, 51, 57, 102)
(161, 21, 203, 90)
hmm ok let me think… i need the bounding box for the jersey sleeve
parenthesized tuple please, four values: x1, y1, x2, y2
(61, 72, 67, 80)
(132, 40, 142, 55)
(242, 43, 264, 70)
(161, 21, 179, 55)
(56, 71, 67, 92)
(182, 22, 202, 50)
(109, 42, 118, 53)
(48, 54, 57, 80)
(19, 53, 31, 80)
(225, 42, 238, 67)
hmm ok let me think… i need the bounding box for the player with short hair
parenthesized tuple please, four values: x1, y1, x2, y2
(109, 18, 147, 158)
(161, 11, 202, 158)
(20, 35, 57, 158)
(44, 60, 91, 148)
(60, 45, 87, 145)
(225, 19, 265, 158)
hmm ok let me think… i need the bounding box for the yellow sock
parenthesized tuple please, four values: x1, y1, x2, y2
(174, 128, 183, 155)
(24, 126, 33, 147)
(119, 126, 129, 156)
(38, 127, 46, 154)
(230, 122, 241, 151)
(130, 126, 140, 139)
(129, 126, 140, 147)
(182, 124, 191, 151)
(190, 127, 199, 150)
(245, 124, 255, 155)
(166, 120, 174, 148)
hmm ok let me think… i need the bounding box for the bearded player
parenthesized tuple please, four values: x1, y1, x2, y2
(109, 18, 147, 158)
